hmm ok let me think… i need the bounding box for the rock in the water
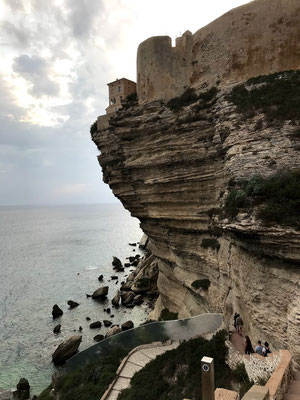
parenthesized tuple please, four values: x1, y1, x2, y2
(129, 243, 136, 246)
(52, 335, 82, 365)
(125, 304, 135, 309)
(131, 260, 139, 266)
(16, 378, 30, 400)
(92, 286, 109, 300)
(111, 276, 118, 280)
(86, 293, 92, 298)
(52, 304, 63, 319)
(112, 290, 120, 307)
(133, 295, 143, 305)
(86, 316, 91, 321)
(98, 274, 103, 281)
(105, 325, 121, 338)
(121, 320, 134, 331)
(120, 281, 132, 291)
(53, 324, 61, 334)
(110, 314, 114, 318)
(67, 300, 79, 309)
(89, 321, 102, 329)
(124, 263, 131, 268)
(79, 326, 83, 331)
(112, 256, 124, 271)
(128, 256, 135, 263)
(103, 320, 112, 327)
(106, 307, 111, 314)
(121, 291, 135, 305)
(93, 334, 104, 342)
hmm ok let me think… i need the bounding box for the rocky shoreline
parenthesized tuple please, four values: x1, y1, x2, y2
(50, 239, 159, 366)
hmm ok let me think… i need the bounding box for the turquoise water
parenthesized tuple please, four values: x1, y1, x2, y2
(0, 204, 147, 395)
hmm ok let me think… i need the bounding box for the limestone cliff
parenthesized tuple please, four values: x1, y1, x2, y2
(93, 71, 300, 366)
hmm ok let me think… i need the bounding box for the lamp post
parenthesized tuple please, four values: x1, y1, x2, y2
(201, 356, 215, 400)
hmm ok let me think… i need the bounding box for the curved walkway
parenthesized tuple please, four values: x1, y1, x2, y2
(101, 341, 179, 400)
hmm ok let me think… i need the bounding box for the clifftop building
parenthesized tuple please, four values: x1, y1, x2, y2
(106, 78, 136, 114)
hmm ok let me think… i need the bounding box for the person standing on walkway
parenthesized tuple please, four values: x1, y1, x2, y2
(262, 342, 271, 357)
(236, 315, 243, 335)
(255, 340, 263, 355)
(233, 312, 239, 331)
(245, 336, 254, 355)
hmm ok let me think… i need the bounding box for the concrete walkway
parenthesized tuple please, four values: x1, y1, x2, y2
(101, 341, 179, 400)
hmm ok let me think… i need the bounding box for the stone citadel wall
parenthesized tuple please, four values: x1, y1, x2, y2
(137, 0, 300, 104)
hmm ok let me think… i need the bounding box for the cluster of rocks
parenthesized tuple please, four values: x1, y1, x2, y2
(50, 239, 158, 366)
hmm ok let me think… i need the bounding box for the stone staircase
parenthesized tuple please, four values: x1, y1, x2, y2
(284, 371, 300, 400)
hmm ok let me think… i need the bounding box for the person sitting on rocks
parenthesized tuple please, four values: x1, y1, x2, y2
(236, 315, 243, 335)
(245, 336, 254, 355)
(255, 340, 263, 355)
(262, 341, 271, 357)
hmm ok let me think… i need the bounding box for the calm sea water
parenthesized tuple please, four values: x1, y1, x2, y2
(0, 204, 147, 395)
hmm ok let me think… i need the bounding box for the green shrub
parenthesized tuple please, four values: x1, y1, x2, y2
(191, 279, 211, 290)
(227, 70, 300, 124)
(167, 87, 218, 113)
(231, 362, 254, 398)
(158, 308, 178, 321)
(224, 170, 300, 228)
(126, 92, 137, 102)
(118, 330, 231, 400)
(167, 88, 198, 112)
(201, 238, 220, 251)
(90, 120, 97, 135)
(38, 350, 127, 400)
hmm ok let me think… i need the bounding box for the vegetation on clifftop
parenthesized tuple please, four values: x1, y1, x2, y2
(225, 170, 300, 229)
(38, 349, 127, 400)
(228, 70, 300, 124)
(167, 87, 218, 112)
(118, 330, 231, 400)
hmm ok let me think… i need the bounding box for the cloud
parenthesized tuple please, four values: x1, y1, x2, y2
(13, 54, 60, 97)
(66, 0, 104, 39)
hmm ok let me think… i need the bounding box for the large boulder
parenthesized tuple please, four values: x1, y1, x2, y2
(111, 290, 120, 307)
(112, 257, 124, 272)
(93, 334, 104, 342)
(52, 335, 82, 365)
(105, 325, 121, 338)
(103, 320, 112, 327)
(67, 300, 79, 309)
(52, 304, 63, 319)
(92, 286, 108, 300)
(121, 291, 135, 305)
(121, 321, 134, 331)
(89, 321, 102, 329)
(16, 378, 30, 400)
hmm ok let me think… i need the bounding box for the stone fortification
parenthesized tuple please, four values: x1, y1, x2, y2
(137, 0, 300, 104)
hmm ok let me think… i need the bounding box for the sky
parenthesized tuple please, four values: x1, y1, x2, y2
(0, 0, 251, 206)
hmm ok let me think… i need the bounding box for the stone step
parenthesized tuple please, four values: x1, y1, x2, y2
(288, 381, 300, 395)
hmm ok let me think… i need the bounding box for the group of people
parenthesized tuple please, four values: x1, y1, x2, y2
(233, 313, 271, 357)
(245, 337, 271, 357)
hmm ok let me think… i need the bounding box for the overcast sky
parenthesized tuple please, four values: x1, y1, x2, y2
(0, 0, 250, 206)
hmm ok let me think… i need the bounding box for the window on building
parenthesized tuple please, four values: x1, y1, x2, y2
(118, 86, 121, 92)
(110, 98, 114, 105)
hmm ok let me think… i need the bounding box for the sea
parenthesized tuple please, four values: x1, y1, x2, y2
(0, 203, 148, 395)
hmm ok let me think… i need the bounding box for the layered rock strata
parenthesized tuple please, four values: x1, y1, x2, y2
(93, 76, 300, 365)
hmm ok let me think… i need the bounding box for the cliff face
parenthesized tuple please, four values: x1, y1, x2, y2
(93, 74, 300, 365)
(137, 0, 300, 103)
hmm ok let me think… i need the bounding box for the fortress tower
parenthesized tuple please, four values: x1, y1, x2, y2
(106, 78, 136, 114)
